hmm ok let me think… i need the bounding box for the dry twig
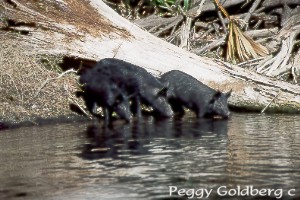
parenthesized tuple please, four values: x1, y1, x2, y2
(257, 26, 300, 76)
(35, 69, 77, 98)
(261, 90, 281, 113)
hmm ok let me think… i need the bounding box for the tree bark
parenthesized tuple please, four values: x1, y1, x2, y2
(1, 0, 300, 114)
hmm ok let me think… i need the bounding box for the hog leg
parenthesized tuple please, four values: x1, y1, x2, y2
(131, 95, 142, 119)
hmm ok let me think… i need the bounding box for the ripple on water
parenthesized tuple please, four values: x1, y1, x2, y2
(0, 113, 299, 199)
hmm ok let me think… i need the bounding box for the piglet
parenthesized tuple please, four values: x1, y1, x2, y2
(160, 70, 231, 118)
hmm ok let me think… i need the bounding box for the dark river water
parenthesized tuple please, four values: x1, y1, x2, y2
(0, 113, 299, 200)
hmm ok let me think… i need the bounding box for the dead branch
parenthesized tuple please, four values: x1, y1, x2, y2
(257, 11, 300, 76)
(35, 69, 77, 98)
(244, 0, 262, 28)
(153, 16, 183, 36)
(262, 0, 300, 8)
(261, 90, 281, 113)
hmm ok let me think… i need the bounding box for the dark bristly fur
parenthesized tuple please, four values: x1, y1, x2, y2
(92, 58, 173, 118)
(78, 67, 131, 126)
(160, 70, 231, 118)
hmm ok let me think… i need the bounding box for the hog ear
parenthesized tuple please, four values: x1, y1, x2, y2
(157, 87, 168, 97)
(162, 81, 170, 89)
(225, 89, 232, 98)
(213, 91, 222, 100)
(209, 91, 222, 104)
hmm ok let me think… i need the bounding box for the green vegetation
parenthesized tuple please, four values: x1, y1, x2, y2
(38, 55, 64, 73)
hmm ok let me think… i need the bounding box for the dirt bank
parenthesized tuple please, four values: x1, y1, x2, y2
(0, 33, 83, 128)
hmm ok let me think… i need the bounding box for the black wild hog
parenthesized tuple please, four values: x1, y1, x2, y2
(90, 58, 173, 118)
(160, 70, 231, 118)
(77, 69, 131, 125)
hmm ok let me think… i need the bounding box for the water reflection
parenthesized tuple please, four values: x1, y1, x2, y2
(80, 116, 229, 160)
(226, 114, 300, 195)
(0, 113, 299, 200)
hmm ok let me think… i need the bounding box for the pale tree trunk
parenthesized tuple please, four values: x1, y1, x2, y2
(1, 0, 300, 118)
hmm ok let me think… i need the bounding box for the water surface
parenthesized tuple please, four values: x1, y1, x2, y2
(0, 113, 299, 199)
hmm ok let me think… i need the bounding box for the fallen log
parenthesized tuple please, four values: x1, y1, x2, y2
(1, 0, 300, 123)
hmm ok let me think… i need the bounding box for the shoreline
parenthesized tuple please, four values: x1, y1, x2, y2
(0, 115, 89, 131)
